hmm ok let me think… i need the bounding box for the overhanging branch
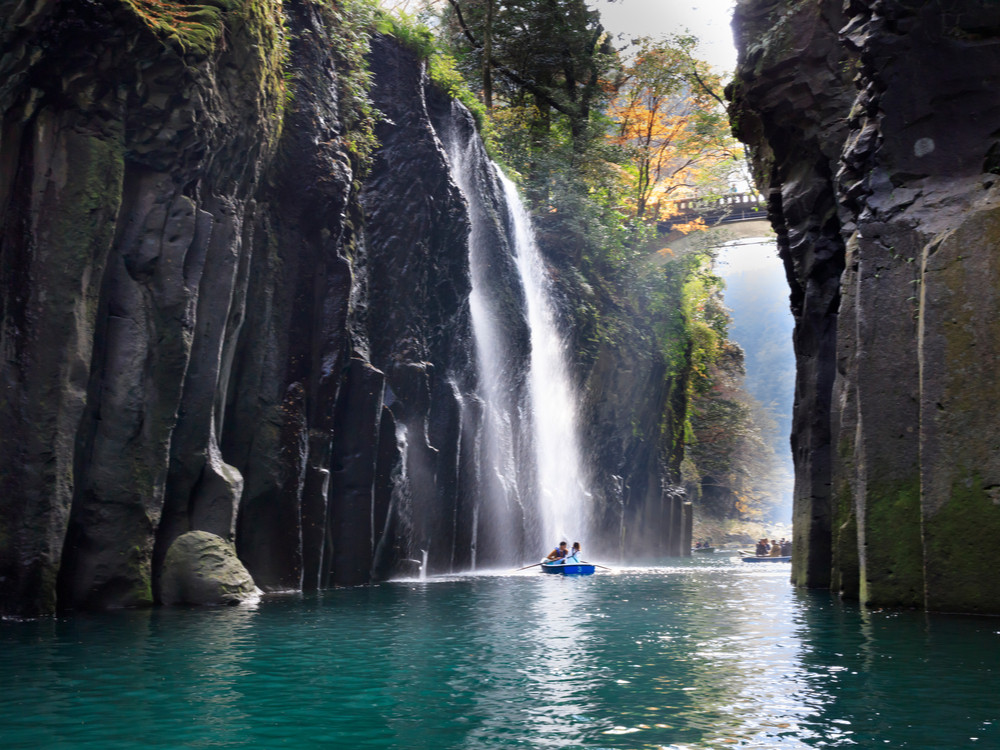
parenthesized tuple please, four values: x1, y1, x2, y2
(689, 66, 726, 108)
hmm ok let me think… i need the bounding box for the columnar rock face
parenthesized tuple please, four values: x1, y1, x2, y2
(0, 1, 691, 616)
(0, 0, 483, 615)
(582, 335, 688, 561)
(1, 0, 288, 615)
(730, 0, 1000, 613)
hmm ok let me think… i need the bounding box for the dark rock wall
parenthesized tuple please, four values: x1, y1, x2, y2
(1, 0, 288, 615)
(730, 0, 1000, 613)
(356, 37, 483, 576)
(580, 334, 688, 562)
(0, 0, 486, 616)
(0, 0, 691, 616)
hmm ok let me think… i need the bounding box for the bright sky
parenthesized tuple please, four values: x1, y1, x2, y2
(590, 0, 738, 72)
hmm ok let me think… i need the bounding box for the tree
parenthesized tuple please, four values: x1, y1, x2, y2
(677, 277, 784, 522)
(607, 36, 741, 220)
(443, 0, 615, 152)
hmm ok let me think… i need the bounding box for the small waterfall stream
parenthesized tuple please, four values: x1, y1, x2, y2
(440, 113, 590, 565)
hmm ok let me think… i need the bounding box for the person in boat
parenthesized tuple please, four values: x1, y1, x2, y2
(569, 542, 582, 561)
(769, 539, 783, 557)
(546, 541, 569, 561)
(755, 538, 768, 556)
(781, 538, 792, 556)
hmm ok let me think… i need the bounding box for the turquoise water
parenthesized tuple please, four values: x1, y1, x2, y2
(2, 556, 998, 749)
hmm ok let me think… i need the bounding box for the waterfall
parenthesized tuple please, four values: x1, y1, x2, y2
(440, 111, 590, 564)
(496, 173, 591, 550)
(371, 422, 411, 579)
(444, 133, 528, 565)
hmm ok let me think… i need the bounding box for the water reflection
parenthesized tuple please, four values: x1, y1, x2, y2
(794, 593, 1000, 748)
(521, 576, 601, 746)
(2, 558, 999, 749)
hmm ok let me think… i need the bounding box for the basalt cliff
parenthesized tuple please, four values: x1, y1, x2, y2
(0, 0, 690, 616)
(729, 0, 1000, 614)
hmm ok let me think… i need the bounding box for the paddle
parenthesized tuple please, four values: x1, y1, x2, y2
(514, 561, 547, 572)
(514, 559, 613, 572)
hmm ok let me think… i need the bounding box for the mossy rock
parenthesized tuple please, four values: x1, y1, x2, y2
(122, 0, 229, 55)
(160, 531, 258, 606)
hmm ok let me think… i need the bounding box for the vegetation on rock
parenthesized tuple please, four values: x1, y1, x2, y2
(377, 0, 780, 525)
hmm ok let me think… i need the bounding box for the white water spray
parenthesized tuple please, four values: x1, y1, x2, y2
(444, 134, 526, 563)
(441, 116, 590, 561)
(496, 172, 591, 548)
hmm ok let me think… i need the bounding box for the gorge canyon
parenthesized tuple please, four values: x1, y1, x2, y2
(3, 0, 1000, 618)
(0, 0, 688, 616)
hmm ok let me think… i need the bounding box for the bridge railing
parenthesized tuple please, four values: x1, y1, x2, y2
(670, 192, 764, 215)
(661, 192, 767, 229)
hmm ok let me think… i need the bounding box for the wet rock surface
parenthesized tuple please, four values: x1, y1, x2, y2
(730, 0, 1000, 613)
(1, 0, 286, 615)
(160, 531, 257, 606)
(0, 1, 471, 614)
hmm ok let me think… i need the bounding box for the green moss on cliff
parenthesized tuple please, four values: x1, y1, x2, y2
(924, 471, 1000, 614)
(858, 476, 923, 608)
(316, 0, 379, 167)
(121, 0, 288, 148)
(830, 436, 859, 599)
(131, 550, 154, 606)
(48, 134, 126, 270)
(374, 10, 495, 155)
(122, 0, 235, 55)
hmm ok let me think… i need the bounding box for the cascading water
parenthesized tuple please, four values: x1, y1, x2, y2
(443, 132, 529, 566)
(440, 111, 591, 564)
(497, 173, 591, 550)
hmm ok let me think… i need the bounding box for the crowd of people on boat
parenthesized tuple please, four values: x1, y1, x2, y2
(756, 538, 791, 557)
(545, 541, 582, 561)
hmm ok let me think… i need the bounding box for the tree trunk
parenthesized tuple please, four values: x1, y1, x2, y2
(483, 0, 494, 110)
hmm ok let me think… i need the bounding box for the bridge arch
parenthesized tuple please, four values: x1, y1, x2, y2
(645, 220, 775, 263)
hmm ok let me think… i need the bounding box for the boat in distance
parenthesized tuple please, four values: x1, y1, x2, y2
(740, 555, 791, 563)
(692, 546, 716, 554)
(540, 558, 595, 575)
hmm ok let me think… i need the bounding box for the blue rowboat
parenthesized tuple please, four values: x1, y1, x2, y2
(741, 555, 791, 563)
(540, 557, 595, 576)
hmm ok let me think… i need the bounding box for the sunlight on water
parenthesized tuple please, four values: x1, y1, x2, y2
(3, 556, 999, 749)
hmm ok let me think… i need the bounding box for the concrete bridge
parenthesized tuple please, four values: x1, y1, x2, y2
(649, 192, 774, 259)
(663, 192, 767, 228)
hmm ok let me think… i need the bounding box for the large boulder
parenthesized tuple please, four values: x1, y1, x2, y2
(160, 531, 258, 606)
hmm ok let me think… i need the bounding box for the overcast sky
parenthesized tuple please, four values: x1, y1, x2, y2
(591, 0, 738, 72)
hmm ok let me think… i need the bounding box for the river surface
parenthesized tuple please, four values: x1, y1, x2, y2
(2, 556, 998, 749)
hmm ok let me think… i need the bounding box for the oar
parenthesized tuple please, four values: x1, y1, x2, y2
(514, 561, 547, 572)
(579, 560, 614, 571)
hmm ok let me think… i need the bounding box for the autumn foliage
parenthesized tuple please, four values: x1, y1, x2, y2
(606, 36, 742, 222)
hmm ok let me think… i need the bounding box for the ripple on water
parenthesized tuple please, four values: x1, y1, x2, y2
(2, 559, 999, 748)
